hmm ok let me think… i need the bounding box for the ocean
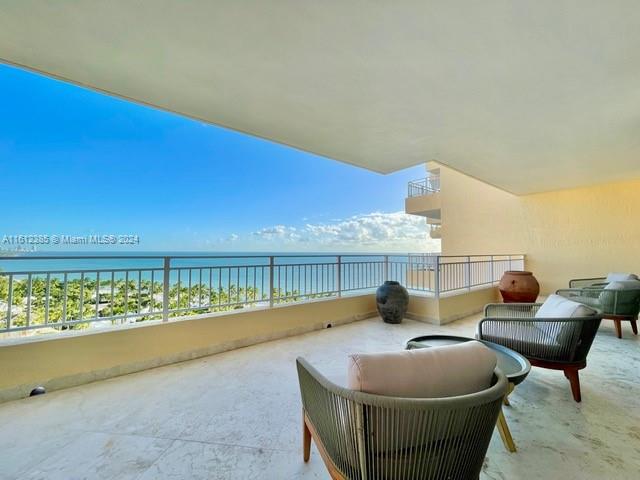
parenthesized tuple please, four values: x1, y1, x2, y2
(0, 252, 439, 300)
(0, 251, 428, 273)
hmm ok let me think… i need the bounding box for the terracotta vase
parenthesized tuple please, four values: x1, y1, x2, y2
(499, 271, 540, 303)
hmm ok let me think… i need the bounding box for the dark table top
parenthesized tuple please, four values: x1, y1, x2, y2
(405, 334, 531, 386)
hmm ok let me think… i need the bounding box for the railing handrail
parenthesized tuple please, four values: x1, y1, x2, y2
(408, 177, 429, 185)
(0, 252, 525, 336)
(408, 174, 441, 184)
(437, 253, 524, 258)
(0, 253, 429, 260)
(0, 253, 524, 275)
(0, 252, 523, 261)
(407, 174, 441, 197)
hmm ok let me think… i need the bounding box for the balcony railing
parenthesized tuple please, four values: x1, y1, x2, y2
(434, 255, 524, 293)
(0, 253, 524, 335)
(407, 175, 441, 197)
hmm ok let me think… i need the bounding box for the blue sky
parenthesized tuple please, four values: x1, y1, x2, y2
(0, 63, 436, 252)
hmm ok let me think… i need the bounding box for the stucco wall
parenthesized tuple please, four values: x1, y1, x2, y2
(0, 294, 377, 403)
(406, 288, 499, 325)
(0, 288, 502, 403)
(521, 180, 640, 293)
(438, 288, 500, 324)
(436, 162, 640, 294)
(439, 163, 524, 256)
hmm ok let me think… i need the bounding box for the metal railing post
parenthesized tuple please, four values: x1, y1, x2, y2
(6, 275, 13, 330)
(434, 256, 440, 298)
(162, 257, 170, 322)
(490, 255, 494, 284)
(0, 252, 525, 334)
(337, 255, 342, 297)
(384, 255, 389, 281)
(269, 256, 275, 307)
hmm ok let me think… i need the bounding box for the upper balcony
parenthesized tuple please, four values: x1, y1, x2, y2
(405, 174, 442, 218)
(429, 223, 442, 239)
(407, 175, 441, 197)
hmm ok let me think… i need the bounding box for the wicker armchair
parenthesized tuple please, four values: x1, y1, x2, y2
(477, 303, 602, 402)
(557, 287, 640, 338)
(569, 273, 639, 289)
(296, 357, 507, 480)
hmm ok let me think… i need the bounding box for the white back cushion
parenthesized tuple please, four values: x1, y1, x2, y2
(535, 294, 597, 318)
(347, 341, 496, 398)
(606, 272, 639, 282)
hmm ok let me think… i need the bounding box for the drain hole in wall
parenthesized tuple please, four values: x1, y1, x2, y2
(30, 386, 46, 397)
(326, 323, 332, 328)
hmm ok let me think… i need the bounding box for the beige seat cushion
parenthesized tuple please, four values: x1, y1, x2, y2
(534, 294, 598, 343)
(535, 294, 597, 319)
(347, 341, 496, 398)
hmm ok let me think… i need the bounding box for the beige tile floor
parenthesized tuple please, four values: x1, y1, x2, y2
(0, 314, 638, 479)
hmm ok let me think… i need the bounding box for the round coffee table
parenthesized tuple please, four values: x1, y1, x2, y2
(405, 334, 531, 453)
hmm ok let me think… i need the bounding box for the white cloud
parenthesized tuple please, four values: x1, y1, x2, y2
(249, 212, 439, 252)
(207, 233, 240, 245)
(252, 225, 300, 242)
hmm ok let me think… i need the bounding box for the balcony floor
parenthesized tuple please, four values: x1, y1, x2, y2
(0, 314, 639, 479)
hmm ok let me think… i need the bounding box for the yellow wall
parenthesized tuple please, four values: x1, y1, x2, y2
(406, 288, 499, 325)
(439, 163, 524, 256)
(0, 287, 502, 403)
(521, 181, 640, 293)
(438, 288, 500, 323)
(406, 294, 439, 324)
(0, 295, 376, 403)
(436, 162, 640, 294)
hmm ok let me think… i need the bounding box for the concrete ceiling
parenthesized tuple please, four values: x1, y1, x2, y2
(1, 1, 639, 194)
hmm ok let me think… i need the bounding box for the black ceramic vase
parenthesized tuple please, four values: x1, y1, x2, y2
(376, 281, 409, 324)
